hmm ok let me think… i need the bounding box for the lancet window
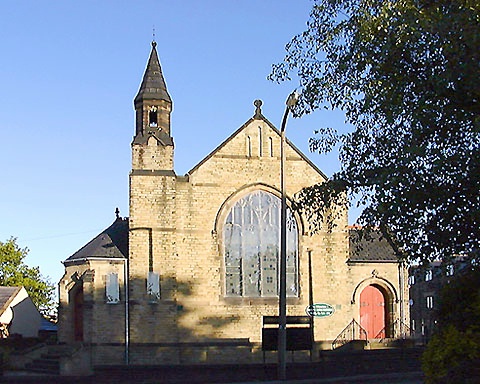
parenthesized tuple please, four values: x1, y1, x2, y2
(149, 106, 158, 127)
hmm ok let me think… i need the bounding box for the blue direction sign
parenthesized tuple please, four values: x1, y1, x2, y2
(306, 303, 335, 318)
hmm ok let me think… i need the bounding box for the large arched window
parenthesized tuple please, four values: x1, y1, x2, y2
(223, 190, 298, 297)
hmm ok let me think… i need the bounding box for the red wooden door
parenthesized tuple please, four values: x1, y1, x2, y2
(73, 286, 84, 341)
(360, 285, 385, 339)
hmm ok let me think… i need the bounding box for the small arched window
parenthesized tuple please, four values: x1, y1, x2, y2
(223, 190, 298, 297)
(149, 106, 158, 127)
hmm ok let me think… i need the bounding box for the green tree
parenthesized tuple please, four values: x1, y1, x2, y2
(270, 0, 480, 263)
(0, 237, 55, 314)
(422, 266, 480, 383)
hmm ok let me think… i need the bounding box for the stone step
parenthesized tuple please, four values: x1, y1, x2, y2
(36, 357, 60, 366)
(42, 344, 76, 357)
(25, 347, 62, 375)
(25, 363, 60, 375)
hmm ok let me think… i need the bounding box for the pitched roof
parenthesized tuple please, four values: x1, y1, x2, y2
(186, 100, 327, 180)
(348, 229, 398, 262)
(64, 217, 129, 263)
(0, 286, 21, 317)
(40, 317, 57, 331)
(132, 128, 174, 146)
(134, 41, 171, 105)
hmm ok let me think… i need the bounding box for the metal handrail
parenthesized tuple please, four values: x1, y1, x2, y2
(374, 319, 412, 340)
(332, 319, 367, 349)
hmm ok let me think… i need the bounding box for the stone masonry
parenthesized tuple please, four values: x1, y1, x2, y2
(58, 42, 409, 368)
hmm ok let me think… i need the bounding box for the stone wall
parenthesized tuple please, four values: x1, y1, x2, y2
(59, 112, 407, 367)
(58, 260, 127, 347)
(124, 115, 407, 365)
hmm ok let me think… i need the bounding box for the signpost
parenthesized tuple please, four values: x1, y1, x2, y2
(306, 303, 335, 318)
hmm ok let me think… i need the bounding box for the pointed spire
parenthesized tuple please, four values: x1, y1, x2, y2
(134, 41, 172, 105)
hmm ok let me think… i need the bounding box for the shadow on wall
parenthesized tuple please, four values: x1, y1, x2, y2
(170, 275, 242, 336)
(7, 296, 43, 338)
(68, 274, 243, 344)
(89, 274, 247, 364)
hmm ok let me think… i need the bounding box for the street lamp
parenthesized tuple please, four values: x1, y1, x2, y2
(278, 90, 299, 380)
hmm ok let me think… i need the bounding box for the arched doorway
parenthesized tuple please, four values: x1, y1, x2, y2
(360, 284, 389, 339)
(73, 285, 84, 341)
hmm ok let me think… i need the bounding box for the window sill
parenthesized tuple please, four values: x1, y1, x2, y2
(220, 296, 301, 305)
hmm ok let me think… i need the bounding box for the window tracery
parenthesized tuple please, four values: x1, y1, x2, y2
(223, 190, 298, 297)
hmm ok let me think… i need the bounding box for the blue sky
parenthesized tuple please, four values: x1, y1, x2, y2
(0, 1, 352, 287)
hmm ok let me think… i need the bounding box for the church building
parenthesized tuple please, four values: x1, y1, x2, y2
(58, 42, 409, 367)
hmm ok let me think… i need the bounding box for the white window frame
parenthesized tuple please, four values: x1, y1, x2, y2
(426, 296, 434, 309)
(446, 264, 454, 276)
(425, 270, 433, 281)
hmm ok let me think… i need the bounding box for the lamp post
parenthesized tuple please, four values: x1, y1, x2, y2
(278, 90, 299, 380)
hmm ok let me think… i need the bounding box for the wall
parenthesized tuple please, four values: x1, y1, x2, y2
(2, 287, 43, 338)
(59, 114, 406, 366)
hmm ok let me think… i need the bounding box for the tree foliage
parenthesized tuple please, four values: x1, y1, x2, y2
(0, 237, 55, 314)
(270, 0, 480, 263)
(422, 266, 480, 383)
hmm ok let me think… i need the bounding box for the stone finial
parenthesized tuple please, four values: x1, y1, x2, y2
(254, 99, 263, 118)
(115, 207, 120, 219)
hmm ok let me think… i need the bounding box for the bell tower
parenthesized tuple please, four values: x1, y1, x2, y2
(129, 42, 178, 347)
(132, 41, 174, 171)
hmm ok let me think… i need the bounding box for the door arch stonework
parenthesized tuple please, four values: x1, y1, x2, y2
(352, 276, 397, 339)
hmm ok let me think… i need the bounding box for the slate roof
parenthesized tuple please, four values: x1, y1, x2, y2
(348, 228, 398, 262)
(0, 286, 21, 317)
(64, 217, 129, 263)
(132, 128, 174, 146)
(40, 317, 58, 331)
(134, 41, 171, 105)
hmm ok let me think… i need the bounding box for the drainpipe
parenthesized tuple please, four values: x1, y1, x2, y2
(308, 249, 314, 348)
(398, 262, 405, 339)
(124, 258, 129, 365)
